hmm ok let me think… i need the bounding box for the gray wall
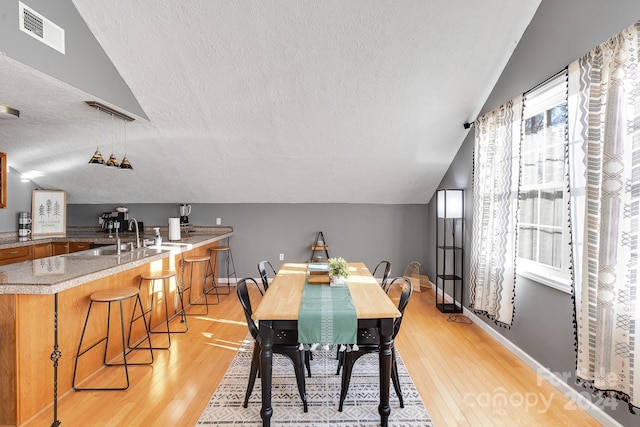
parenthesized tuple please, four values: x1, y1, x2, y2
(429, 0, 640, 424)
(67, 203, 429, 280)
(0, 167, 39, 230)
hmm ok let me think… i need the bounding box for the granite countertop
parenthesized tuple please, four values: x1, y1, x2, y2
(0, 227, 233, 295)
(0, 225, 233, 248)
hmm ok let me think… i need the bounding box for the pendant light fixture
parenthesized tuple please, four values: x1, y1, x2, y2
(104, 114, 120, 168)
(88, 149, 105, 164)
(119, 120, 133, 169)
(119, 155, 133, 169)
(88, 106, 105, 164)
(105, 153, 119, 167)
(86, 101, 135, 169)
(0, 104, 20, 119)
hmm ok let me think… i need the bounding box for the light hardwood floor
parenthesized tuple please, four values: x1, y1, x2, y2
(23, 282, 601, 427)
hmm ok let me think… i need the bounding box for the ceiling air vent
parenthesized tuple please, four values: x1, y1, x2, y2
(18, 2, 65, 54)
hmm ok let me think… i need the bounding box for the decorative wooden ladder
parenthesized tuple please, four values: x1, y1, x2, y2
(309, 231, 330, 262)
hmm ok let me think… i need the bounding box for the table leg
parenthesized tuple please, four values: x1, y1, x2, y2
(378, 318, 394, 427)
(259, 320, 274, 427)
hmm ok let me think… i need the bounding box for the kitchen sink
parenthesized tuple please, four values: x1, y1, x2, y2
(64, 245, 163, 258)
(94, 248, 121, 256)
(64, 246, 120, 257)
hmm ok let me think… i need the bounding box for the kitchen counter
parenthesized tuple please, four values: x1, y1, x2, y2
(0, 225, 233, 248)
(0, 227, 233, 294)
(0, 227, 233, 426)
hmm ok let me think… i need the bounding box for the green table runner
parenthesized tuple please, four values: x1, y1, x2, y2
(298, 278, 357, 350)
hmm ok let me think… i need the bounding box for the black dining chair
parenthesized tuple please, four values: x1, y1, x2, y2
(372, 260, 392, 290)
(257, 260, 277, 293)
(337, 276, 413, 411)
(236, 277, 309, 412)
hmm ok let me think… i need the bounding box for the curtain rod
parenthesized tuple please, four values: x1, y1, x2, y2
(523, 66, 568, 96)
(461, 65, 569, 129)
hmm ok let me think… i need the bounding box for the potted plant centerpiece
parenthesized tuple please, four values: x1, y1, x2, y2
(328, 257, 349, 287)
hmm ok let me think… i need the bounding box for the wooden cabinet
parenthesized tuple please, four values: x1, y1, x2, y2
(51, 242, 70, 255)
(0, 239, 221, 425)
(31, 243, 52, 260)
(0, 246, 31, 266)
(69, 242, 91, 253)
(52, 241, 92, 255)
(54, 241, 94, 255)
(0, 241, 93, 265)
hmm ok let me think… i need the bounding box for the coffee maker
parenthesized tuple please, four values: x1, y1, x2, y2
(179, 204, 191, 224)
(100, 211, 128, 234)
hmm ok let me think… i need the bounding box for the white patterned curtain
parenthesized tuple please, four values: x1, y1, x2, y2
(469, 96, 522, 327)
(568, 21, 640, 411)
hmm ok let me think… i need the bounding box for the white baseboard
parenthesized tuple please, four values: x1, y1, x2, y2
(462, 307, 623, 427)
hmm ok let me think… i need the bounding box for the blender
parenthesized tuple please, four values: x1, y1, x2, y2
(179, 204, 191, 224)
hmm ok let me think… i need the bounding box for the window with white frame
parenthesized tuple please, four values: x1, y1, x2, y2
(517, 72, 571, 293)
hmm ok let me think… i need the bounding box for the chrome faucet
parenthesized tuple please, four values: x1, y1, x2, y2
(128, 218, 141, 249)
(114, 221, 121, 255)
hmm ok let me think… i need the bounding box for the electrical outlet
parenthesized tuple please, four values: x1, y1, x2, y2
(216, 218, 221, 225)
(279, 253, 284, 261)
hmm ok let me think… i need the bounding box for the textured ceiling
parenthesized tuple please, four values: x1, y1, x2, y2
(0, 0, 540, 204)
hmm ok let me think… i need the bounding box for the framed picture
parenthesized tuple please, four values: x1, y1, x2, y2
(32, 190, 66, 237)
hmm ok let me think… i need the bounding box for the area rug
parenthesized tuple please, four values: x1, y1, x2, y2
(196, 337, 434, 426)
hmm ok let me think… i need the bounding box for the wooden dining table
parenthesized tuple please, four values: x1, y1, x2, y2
(252, 262, 402, 426)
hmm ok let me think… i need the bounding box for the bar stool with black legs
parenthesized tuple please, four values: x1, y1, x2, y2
(182, 253, 219, 315)
(131, 269, 187, 350)
(72, 286, 154, 391)
(208, 239, 237, 295)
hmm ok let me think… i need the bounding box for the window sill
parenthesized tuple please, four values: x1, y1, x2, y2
(516, 269, 572, 294)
